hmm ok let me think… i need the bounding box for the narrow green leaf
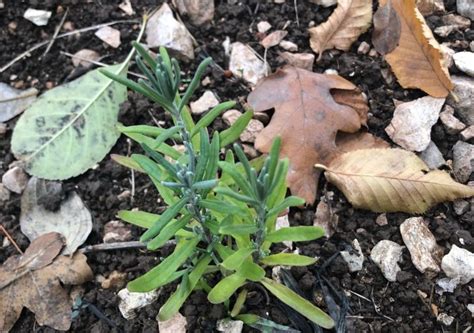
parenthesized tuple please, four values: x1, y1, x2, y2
(265, 226, 325, 243)
(204, 132, 220, 181)
(140, 197, 187, 242)
(190, 101, 236, 138)
(208, 273, 246, 304)
(219, 162, 255, 198)
(219, 110, 253, 147)
(237, 314, 300, 332)
(158, 255, 212, 321)
(128, 238, 200, 292)
(230, 289, 248, 317)
(214, 187, 259, 205)
(267, 196, 305, 216)
(132, 154, 162, 181)
(261, 277, 334, 329)
(125, 132, 182, 160)
(222, 248, 255, 271)
(110, 154, 144, 172)
(152, 126, 183, 150)
(219, 224, 258, 236)
(260, 253, 317, 266)
(268, 137, 281, 182)
(192, 179, 218, 190)
(200, 199, 250, 216)
(178, 58, 212, 111)
(147, 214, 192, 250)
(118, 210, 159, 229)
(132, 42, 158, 70)
(237, 261, 265, 282)
(117, 124, 174, 138)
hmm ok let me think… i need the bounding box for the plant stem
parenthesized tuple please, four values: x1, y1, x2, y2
(253, 204, 267, 261)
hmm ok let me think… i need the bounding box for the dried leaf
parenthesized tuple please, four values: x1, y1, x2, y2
(335, 131, 390, 154)
(308, 0, 372, 59)
(380, 0, 453, 97)
(317, 148, 474, 213)
(372, 0, 401, 55)
(247, 66, 366, 203)
(20, 177, 92, 255)
(313, 200, 339, 237)
(0, 83, 38, 122)
(261, 30, 288, 49)
(0, 233, 92, 332)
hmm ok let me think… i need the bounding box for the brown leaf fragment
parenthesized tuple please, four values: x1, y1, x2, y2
(372, 0, 401, 55)
(313, 199, 339, 237)
(308, 0, 373, 59)
(335, 131, 390, 154)
(247, 66, 366, 203)
(380, 0, 453, 97)
(318, 148, 474, 213)
(331, 88, 369, 126)
(0, 234, 92, 332)
(260, 30, 288, 49)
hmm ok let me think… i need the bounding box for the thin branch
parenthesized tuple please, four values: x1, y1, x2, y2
(79, 240, 175, 253)
(0, 225, 23, 254)
(42, 7, 69, 58)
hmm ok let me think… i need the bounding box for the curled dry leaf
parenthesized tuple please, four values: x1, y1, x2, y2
(372, 0, 401, 55)
(380, 0, 453, 97)
(309, 0, 372, 59)
(247, 66, 367, 203)
(317, 148, 474, 213)
(0, 82, 38, 122)
(0, 233, 93, 332)
(20, 177, 92, 255)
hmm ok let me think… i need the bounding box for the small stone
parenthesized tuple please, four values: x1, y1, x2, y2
(313, 200, 339, 238)
(0, 123, 6, 136)
(419, 141, 446, 169)
(118, 288, 160, 320)
(460, 125, 474, 141)
(467, 304, 474, 316)
(400, 217, 443, 276)
(436, 277, 459, 294)
(222, 109, 242, 126)
(229, 42, 269, 85)
(276, 215, 292, 249)
(453, 52, 474, 77)
(440, 44, 455, 68)
(72, 49, 101, 68)
(274, 0, 286, 3)
(146, 3, 194, 61)
(279, 52, 315, 71)
(95, 26, 121, 48)
(242, 144, 258, 159)
(452, 141, 473, 183)
(240, 119, 264, 143)
(201, 76, 211, 86)
(62, 21, 74, 31)
(101, 270, 127, 289)
(216, 318, 244, 333)
(375, 213, 388, 226)
(340, 239, 364, 272)
(261, 30, 288, 49)
(279, 40, 298, 51)
(0, 183, 10, 202)
(457, 0, 474, 20)
(439, 105, 466, 134)
(173, 0, 214, 26)
(441, 245, 474, 284)
(453, 199, 469, 215)
(447, 76, 474, 126)
(118, 0, 135, 16)
(357, 41, 370, 55)
(434, 25, 456, 37)
(309, 0, 337, 6)
(380, 68, 395, 85)
(190, 90, 219, 115)
(368, 48, 378, 57)
(385, 96, 445, 152)
(324, 68, 338, 75)
(2, 166, 28, 194)
(158, 311, 187, 333)
(257, 21, 272, 33)
(103, 220, 132, 243)
(441, 14, 471, 29)
(370, 240, 404, 282)
(117, 190, 131, 201)
(23, 8, 52, 26)
(437, 313, 455, 326)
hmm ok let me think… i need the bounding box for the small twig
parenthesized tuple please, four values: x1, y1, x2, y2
(0, 224, 23, 254)
(0, 89, 38, 104)
(79, 240, 175, 253)
(0, 19, 139, 73)
(60, 51, 147, 79)
(127, 138, 135, 201)
(348, 289, 371, 303)
(293, 0, 300, 27)
(42, 8, 69, 58)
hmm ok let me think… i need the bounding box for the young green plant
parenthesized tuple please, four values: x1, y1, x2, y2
(101, 44, 334, 329)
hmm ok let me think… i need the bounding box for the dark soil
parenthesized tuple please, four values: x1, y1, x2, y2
(1, 0, 473, 332)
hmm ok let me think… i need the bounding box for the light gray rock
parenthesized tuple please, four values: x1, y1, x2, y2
(441, 245, 474, 284)
(436, 277, 459, 294)
(453, 199, 469, 215)
(2, 166, 28, 194)
(257, 21, 272, 33)
(0, 183, 10, 202)
(370, 240, 404, 282)
(453, 51, 474, 77)
(468, 304, 474, 316)
(375, 213, 388, 226)
(439, 105, 466, 134)
(72, 49, 101, 68)
(103, 220, 132, 243)
(279, 40, 298, 52)
(452, 141, 473, 183)
(420, 141, 446, 169)
(385, 96, 445, 152)
(190, 90, 219, 115)
(23, 8, 51, 26)
(441, 13, 471, 29)
(95, 27, 121, 48)
(229, 42, 269, 85)
(158, 312, 187, 333)
(447, 76, 474, 125)
(0, 123, 6, 136)
(279, 52, 315, 71)
(400, 217, 443, 276)
(240, 119, 264, 143)
(216, 319, 244, 333)
(437, 313, 455, 326)
(460, 125, 474, 141)
(146, 3, 194, 61)
(357, 41, 370, 55)
(340, 239, 364, 272)
(222, 109, 242, 126)
(261, 30, 288, 49)
(173, 0, 214, 26)
(457, 0, 474, 20)
(118, 288, 160, 320)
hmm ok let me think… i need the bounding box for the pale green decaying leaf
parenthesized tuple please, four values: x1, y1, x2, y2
(11, 64, 127, 179)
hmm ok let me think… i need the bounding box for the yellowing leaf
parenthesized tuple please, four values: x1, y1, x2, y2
(308, 0, 372, 59)
(317, 148, 474, 213)
(380, 0, 453, 97)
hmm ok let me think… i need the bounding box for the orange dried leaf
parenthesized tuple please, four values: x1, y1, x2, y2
(381, 0, 453, 97)
(309, 0, 372, 59)
(247, 66, 367, 203)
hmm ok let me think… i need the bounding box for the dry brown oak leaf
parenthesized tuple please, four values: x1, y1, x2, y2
(380, 0, 453, 97)
(309, 0, 372, 59)
(247, 66, 368, 204)
(317, 148, 474, 213)
(0, 232, 93, 332)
